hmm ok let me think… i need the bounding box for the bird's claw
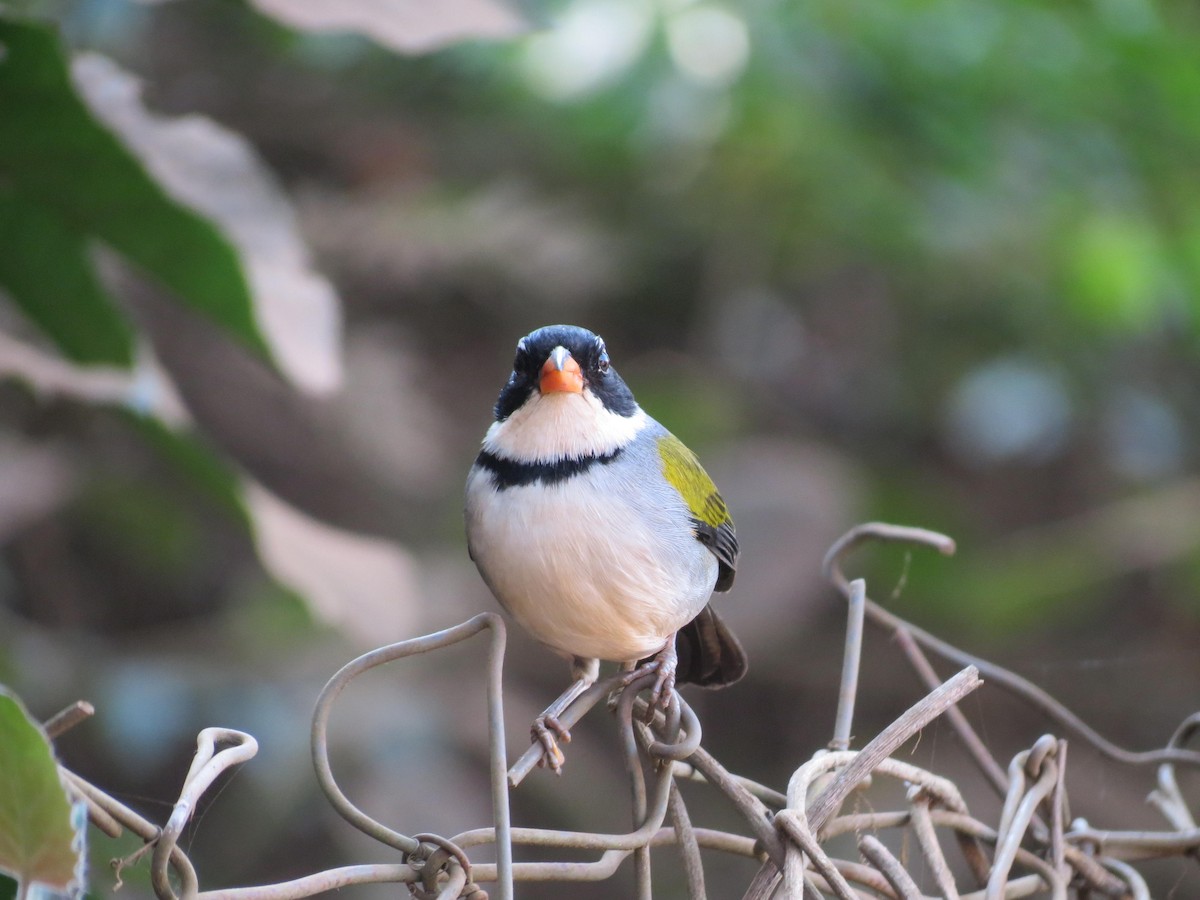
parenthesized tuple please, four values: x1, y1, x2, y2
(618, 652, 678, 722)
(532, 714, 570, 774)
(642, 661, 676, 721)
(647, 664, 676, 715)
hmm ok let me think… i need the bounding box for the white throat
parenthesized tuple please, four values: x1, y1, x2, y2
(483, 391, 647, 462)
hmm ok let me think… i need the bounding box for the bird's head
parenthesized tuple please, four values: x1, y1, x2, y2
(494, 324, 638, 421)
(486, 325, 644, 462)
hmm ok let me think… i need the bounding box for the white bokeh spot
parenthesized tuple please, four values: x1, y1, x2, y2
(665, 4, 750, 87)
(520, 0, 655, 101)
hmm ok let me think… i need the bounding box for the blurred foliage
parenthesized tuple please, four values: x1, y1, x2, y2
(0, 18, 267, 364)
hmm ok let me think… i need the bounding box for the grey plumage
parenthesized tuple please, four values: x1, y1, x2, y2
(466, 419, 719, 664)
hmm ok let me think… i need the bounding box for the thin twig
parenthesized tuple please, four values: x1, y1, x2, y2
(619, 674, 652, 900)
(197, 865, 419, 899)
(858, 834, 922, 900)
(153, 728, 259, 900)
(1099, 857, 1151, 900)
(893, 627, 1009, 798)
(42, 700, 94, 739)
(671, 762, 788, 808)
(507, 673, 624, 786)
(1065, 824, 1200, 859)
(472, 614, 514, 900)
(988, 752, 1064, 900)
(59, 768, 200, 898)
(687, 745, 786, 865)
(806, 666, 983, 832)
(1050, 740, 1068, 879)
(776, 810, 861, 900)
(933, 811, 1101, 896)
(907, 788, 960, 900)
(1149, 713, 1200, 831)
(59, 769, 123, 838)
(830, 578, 867, 752)
(824, 522, 1200, 770)
(670, 782, 707, 900)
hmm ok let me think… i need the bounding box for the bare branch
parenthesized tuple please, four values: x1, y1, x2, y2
(805, 666, 983, 832)
(42, 700, 94, 739)
(40, 522, 1197, 899)
(825, 521, 1200, 770)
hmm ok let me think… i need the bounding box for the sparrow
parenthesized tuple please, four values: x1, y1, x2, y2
(465, 324, 746, 773)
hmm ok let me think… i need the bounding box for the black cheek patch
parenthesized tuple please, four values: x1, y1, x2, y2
(494, 374, 535, 421)
(588, 371, 638, 417)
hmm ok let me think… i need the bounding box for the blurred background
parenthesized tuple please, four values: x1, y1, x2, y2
(1, 0, 1198, 896)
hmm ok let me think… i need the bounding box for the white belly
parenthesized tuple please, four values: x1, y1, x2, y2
(465, 470, 717, 662)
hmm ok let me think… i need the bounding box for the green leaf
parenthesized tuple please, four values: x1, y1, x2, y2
(1065, 215, 1164, 331)
(0, 187, 134, 366)
(0, 17, 270, 363)
(0, 688, 79, 893)
(122, 412, 252, 531)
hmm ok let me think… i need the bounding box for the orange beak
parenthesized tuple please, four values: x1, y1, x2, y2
(539, 347, 584, 394)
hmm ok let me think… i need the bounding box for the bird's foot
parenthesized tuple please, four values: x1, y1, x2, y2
(619, 642, 678, 722)
(531, 714, 570, 775)
(530, 668, 596, 775)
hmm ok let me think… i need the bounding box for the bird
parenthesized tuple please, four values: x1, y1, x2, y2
(464, 324, 746, 773)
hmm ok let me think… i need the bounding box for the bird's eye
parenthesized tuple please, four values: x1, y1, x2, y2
(597, 352, 611, 374)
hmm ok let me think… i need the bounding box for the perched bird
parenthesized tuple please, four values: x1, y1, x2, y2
(465, 324, 746, 772)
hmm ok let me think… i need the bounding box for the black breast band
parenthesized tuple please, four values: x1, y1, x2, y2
(475, 448, 623, 489)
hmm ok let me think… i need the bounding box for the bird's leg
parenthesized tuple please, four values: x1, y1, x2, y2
(619, 636, 679, 721)
(532, 656, 598, 775)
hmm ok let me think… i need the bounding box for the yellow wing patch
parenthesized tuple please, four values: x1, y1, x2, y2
(656, 433, 730, 528)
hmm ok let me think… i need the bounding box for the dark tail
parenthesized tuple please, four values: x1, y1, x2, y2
(674, 605, 748, 688)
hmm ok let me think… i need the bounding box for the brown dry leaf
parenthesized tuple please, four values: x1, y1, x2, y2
(249, 0, 527, 54)
(245, 482, 419, 645)
(72, 55, 343, 395)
